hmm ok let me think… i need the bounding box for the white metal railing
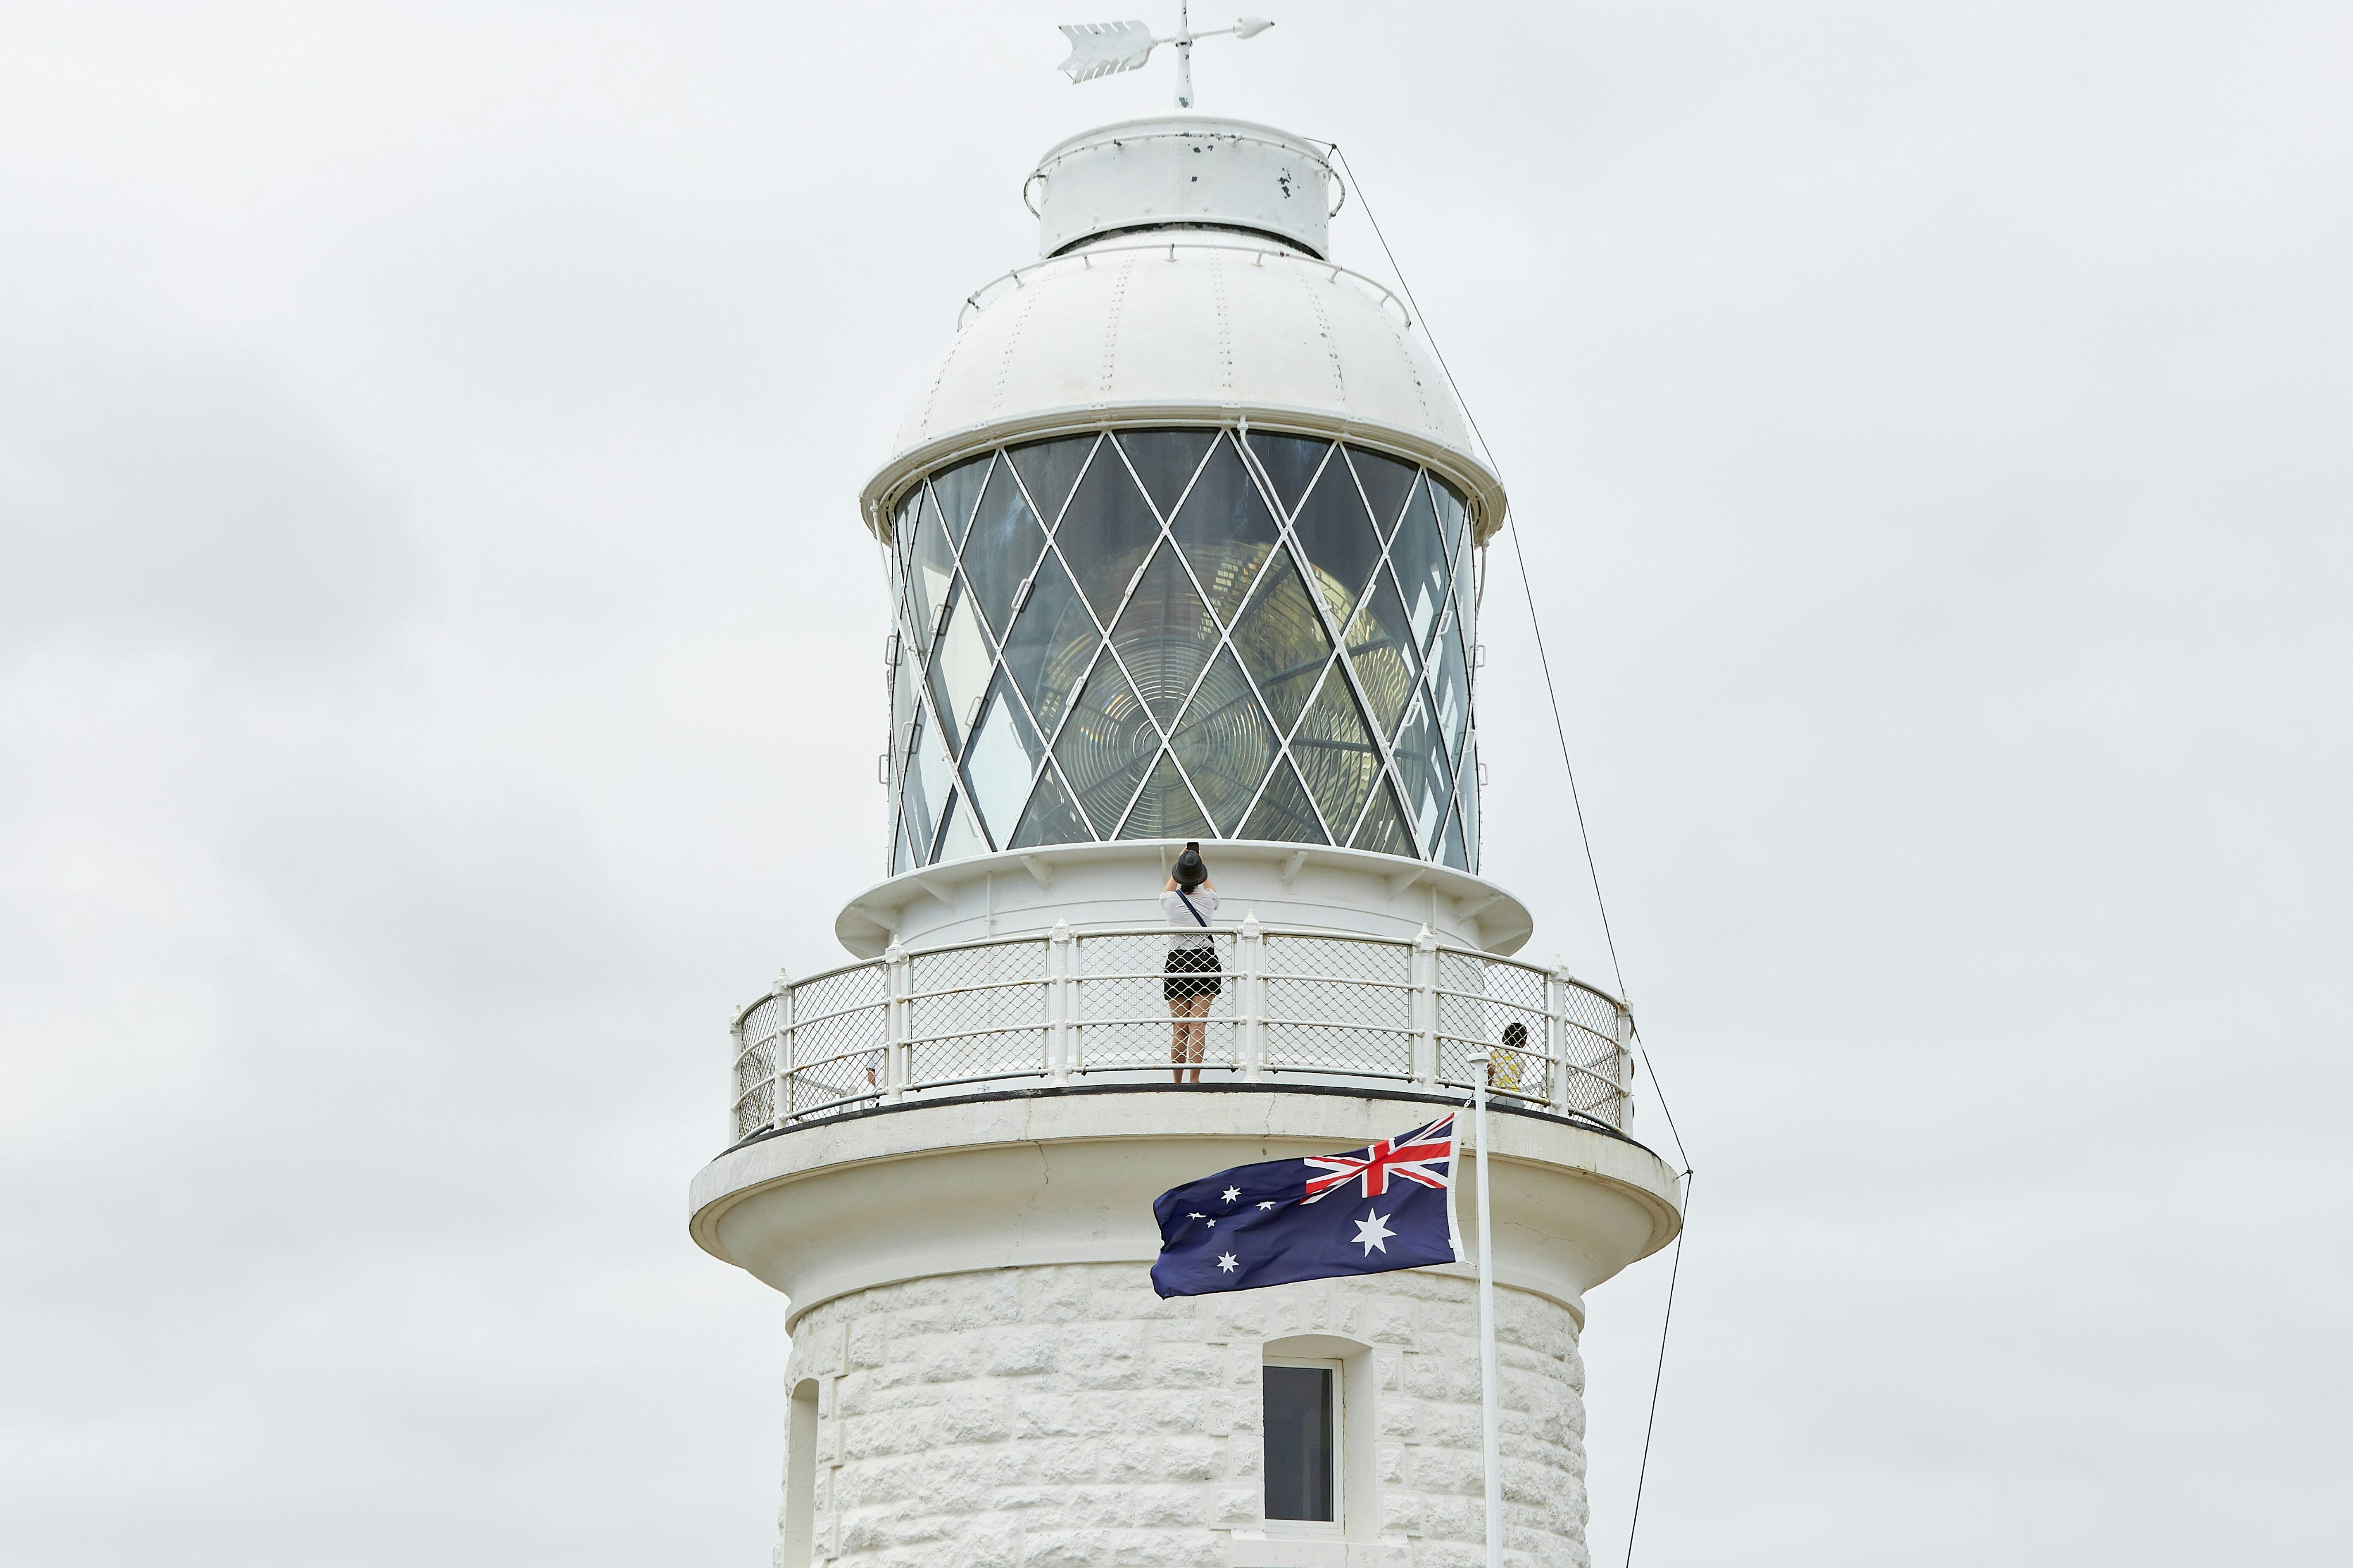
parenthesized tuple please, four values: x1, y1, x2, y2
(727, 917, 1635, 1145)
(956, 238, 1411, 331)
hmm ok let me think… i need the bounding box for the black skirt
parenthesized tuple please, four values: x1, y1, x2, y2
(1163, 945, 1222, 1001)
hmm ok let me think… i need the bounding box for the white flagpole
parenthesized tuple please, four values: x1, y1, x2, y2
(1475, 1056, 1503, 1566)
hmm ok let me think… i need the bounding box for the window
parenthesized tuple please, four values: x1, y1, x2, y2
(1263, 1360, 1339, 1523)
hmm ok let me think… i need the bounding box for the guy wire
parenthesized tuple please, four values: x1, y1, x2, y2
(1325, 141, 1697, 1565)
(1325, 141, 1687, 1163)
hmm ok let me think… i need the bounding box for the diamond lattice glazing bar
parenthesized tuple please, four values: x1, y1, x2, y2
(882, 428, 1482, 875)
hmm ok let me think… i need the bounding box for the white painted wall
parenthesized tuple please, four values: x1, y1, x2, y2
(833, 840, 1538, 959)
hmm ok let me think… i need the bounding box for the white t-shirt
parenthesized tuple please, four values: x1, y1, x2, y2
(1160, 887, 1218, 949)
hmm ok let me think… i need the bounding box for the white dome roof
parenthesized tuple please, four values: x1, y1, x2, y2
(859, 121, 1506, 540)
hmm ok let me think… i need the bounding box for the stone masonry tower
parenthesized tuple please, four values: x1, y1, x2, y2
(689, 115, 1684, 1567)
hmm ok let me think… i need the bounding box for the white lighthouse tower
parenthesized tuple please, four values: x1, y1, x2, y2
(689, 94, 1684, 1567)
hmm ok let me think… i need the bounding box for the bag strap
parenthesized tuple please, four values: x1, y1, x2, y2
(1175, 890, 1209, 927)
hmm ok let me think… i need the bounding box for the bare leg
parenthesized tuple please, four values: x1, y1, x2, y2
(1182, 994, 1211, 1083)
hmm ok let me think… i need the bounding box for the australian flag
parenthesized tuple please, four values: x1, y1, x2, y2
(1150, 1112, 1460, 1297)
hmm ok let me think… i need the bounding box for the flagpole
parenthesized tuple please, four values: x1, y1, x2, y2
(1475, 1057, 1502, 1566)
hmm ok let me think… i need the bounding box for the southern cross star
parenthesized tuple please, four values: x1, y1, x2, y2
(1217, 1252, 1239, 1273)
(1257, 1200, 1277, 1210)
(1352, 1209, 1397, 1256)
(1221, 1186, 1241, 1204)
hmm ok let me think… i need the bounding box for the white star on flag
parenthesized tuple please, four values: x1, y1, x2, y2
(1352, 1209, 1397, 1256)
(1217, 1252, 1239, 1273)
(1257, 1200, 1277, 1210)
(1221, 1186, 1241, 1203)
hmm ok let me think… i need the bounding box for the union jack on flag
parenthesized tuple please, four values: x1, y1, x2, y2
(1149, 1113, 1462, 1297)
(1302, 1112, 1456, 1203)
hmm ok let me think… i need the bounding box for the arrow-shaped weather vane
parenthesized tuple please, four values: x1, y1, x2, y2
(1058, 3, 1273, 110)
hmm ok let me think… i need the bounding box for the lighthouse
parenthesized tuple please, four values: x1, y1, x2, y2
(688, 100, 1684, 1568)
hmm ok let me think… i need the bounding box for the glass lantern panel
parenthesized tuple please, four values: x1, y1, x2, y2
(1290, 453, 1383, 627)
(962, 459, 1047, 640)
(1347, 446, 1418, 540)
(1457, 732, 1480, 872)
(901, 707, 951, 862)
(1170, 646, 1279, 836)
(930, 453, 991, 548)
(1118, 750, 1216, 841)
(1290, 662, 1381, 845)
(1247, 430, 1329, 516)
(892, 814, 915, 876)
(1341, 565, 1419, 738)
(1430, 618, 1471, 766)
(1349, 777, 1417, 858)
(1390, 477, 1450, 653)
(1392, 689, 1450, 856)
(890, 633, 918, 759)
(1112, 542, 1218, 730)
(1054, 652, 1159, 837)
(1429, 472, 1469, 558)
(905, 489, 958, 658)
(1117, 428, 1218, 520)
(1452, 533, 1478, 653)
(1229, 553, 1332, 736)
(924, 583, 994, 755)
(890, 489, 920, 580)
(1010, 760, 1091, 849)
(1240, 756, 1327, 845)
(1437, 804, 1469, 871)
(999, 548, 1095, 740)
(934, 789, 988, 861)
(1008, 434, 1097, 530)
(961, 671, 1046, 849)
(1171, 434, 1281, 625)
(1052, 440, 1159, 625)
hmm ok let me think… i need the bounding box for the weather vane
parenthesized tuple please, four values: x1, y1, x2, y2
(1056, 3, 1274, 110)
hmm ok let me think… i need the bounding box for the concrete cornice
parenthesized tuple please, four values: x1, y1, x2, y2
(689, 1087, 1683, 1330)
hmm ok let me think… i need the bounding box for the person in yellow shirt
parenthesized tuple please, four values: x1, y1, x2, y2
(1487, 1020, 1530, 1095)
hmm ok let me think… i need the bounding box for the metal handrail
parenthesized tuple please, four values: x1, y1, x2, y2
(726, 921, 1634, 1145)
(955, 238, 1413, 331)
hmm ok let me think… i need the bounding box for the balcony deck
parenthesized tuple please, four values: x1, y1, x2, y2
(727, 916, 1634, 1147)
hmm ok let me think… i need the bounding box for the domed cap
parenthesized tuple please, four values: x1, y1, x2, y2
(1031, 115, 1336, 259)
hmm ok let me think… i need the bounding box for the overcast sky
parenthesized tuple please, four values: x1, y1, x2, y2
(3, 2, 2348, 1565)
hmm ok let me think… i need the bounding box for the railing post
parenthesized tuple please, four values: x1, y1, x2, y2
(775, 968, 796, 1126)
(884, 944, 910, 1104)
(1613, 1002, 1637, 1131)
(728, 1010, 749, 1144)
(1047, 918, 1073, 1086)
(1239, 909, 1265, 1083)
(1547, 963, 1572, 1118)
(1412, 924, 1439, 1087)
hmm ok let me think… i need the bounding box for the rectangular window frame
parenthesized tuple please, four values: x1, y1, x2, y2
(1262, 1355, 1344, 1535)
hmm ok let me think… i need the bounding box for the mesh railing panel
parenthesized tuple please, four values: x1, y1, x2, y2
(732, 994, 789, 1140)
(785, 991, 888, 1119)
(1434, 952, 1554, 1106)
(1261, 934, 1413, 1079)
(1073, 932, 1238, 1075)
(907, 939, 1050, 1088)
(732, 1051, 776, 1140)
(1559, 978, 1627, 1125)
